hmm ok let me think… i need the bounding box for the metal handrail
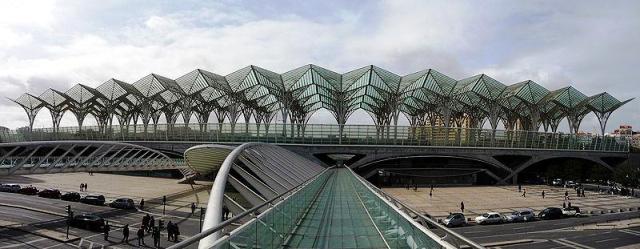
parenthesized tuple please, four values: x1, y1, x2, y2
(1, 123, 629, 152)
(347, 167, 485, 249)
(166, 166, 333, 249)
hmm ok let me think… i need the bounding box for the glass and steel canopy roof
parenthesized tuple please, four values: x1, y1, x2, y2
(11, 65, 632, 134)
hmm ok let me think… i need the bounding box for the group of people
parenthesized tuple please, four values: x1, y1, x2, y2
(133, 213, 180, 247)
(79, 183, 89, 192)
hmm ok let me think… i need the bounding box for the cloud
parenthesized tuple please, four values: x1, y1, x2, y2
(0, 0, 637, 134)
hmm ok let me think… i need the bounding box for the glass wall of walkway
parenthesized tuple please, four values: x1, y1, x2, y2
(0, 123, 629, 152)
(211, 168, 451, 249)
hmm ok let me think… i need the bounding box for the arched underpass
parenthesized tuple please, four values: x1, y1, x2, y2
(517, 157, 615, 184)
(354, 156, 511, 186)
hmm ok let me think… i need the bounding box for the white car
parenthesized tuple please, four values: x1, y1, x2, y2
(562, 207, 581, 217)
(475, 212, 504, 225)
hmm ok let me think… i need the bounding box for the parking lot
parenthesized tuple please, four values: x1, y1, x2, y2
(386, 184, 640, 248)
(0, 173, 212, 249)
(386, 184, 640, 219)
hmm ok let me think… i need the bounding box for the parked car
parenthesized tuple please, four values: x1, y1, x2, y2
(475, 212, 504, 225)
(109, 198, 135, 209)
(565, 181, 577, 188)
(80, 195, 105, 206)
(443, 213, 467, 227)
(38, 189, 61, 199)
(562, 206, 581, 217)
(18, 186, 38, 195)
(551, 178, 563, 186)
(69, 214, 105, 231)
(0, 184, 21, 193)
(506, 209, 536, 222)
(61, 192, 81, 202)
(538, 207, 563, 220)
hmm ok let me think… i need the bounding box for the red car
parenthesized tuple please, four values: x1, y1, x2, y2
(18, 186, 38, 195)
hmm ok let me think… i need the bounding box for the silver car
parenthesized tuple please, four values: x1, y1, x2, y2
(506, 209, 535, 222)
(443, 213, 467, 227)
(0, 184, 21, 193)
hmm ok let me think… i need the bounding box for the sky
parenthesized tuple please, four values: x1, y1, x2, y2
(0, 0, 638, 133)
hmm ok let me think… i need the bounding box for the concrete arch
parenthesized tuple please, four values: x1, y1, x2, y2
(499, 154, 620, 184)
(355, 154, 513, 182)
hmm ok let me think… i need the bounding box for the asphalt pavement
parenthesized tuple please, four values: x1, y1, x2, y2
(0, 191, 205, 249)
(1, 191, 640, 248)
(452, 211, 640, 248)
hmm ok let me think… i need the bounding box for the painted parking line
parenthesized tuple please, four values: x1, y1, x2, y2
(0, 238, 47, 249)
(553, 238, 596, 249)
(620, 229, 640, 236)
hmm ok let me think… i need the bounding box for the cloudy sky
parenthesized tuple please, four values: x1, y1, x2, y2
(0, 0, 638, 133)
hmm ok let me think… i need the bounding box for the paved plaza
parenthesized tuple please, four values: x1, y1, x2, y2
(385, 184, 640, 219)
(0, 172, 212, 212)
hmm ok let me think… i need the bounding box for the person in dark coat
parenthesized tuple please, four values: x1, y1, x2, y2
(137, 226, 145, 246)
(149, 216, 155, 233)
(142, 214, 150, 232)
(153, 227, 161, 248)
(223, 205, 230, 220)
(103, 222, 110, 241)
(191, 203, 196, 215)
(173, 223, 180, 242)
(122, 224, 129, 243)
(140, 198, 145, 209)
(167, 221, 174, 241)
(460, 201, 465, 213)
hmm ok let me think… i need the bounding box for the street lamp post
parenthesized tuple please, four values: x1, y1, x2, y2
(162, 195, 166, 215)
(199, 207, 205, 232)
(66, 205, 73, 239)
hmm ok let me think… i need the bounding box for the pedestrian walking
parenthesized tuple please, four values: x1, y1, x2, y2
(565, 190, 569, 200)
(191, 202, 196, 215)
(563, 201, 566, 208)
(429, 189, 433, 198)
(167, 221, 174, 241)
(142, 214, 150, 231)
(518, 184, 521, 192)
(149, 216, 155, 232)
(122, 224, 129, 243)
(140, 198, 145, 210)
(223, 205, 230, 220)
(84, 183, 88, 192)
(103, 221, 110, 241)
(80, 183, 84, 192)
(173, 223, 180, 242)
(521, 188, 526, 198)
(542, 190, 545, 199)
(137, 226, 145, 246)
(153, 227, 160, 248)
(460, 201, 465, 213)
(582, 188, 586, 197)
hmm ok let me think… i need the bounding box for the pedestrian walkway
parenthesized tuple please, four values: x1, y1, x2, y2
(385, 184, 640, 219)
(214, 168, 448, 249)
(286, 169, 388, 248)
